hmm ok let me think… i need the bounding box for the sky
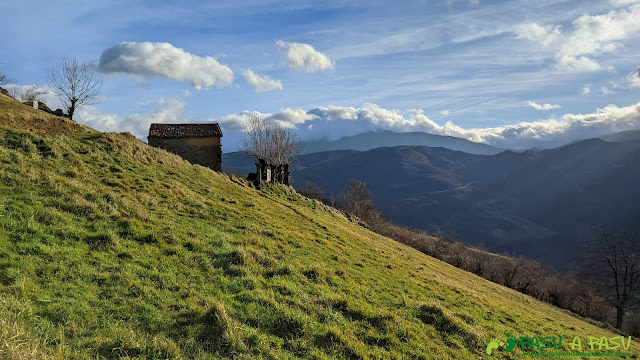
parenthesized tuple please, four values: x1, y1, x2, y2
(1, 0, 639, 150)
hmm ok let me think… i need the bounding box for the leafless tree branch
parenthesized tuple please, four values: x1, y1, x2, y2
(240, 113, 301, 165)
(580, 225, 640, 329)
(0, 71, 11, 86)
(47, 57, 102, 120)
(13, 85, 46, 102)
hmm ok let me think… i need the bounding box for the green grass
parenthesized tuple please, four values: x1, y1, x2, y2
(0, 92, 92, 135)
(0, 93, 638, 358)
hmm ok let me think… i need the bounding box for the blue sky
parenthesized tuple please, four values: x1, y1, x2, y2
(1, 0, 639, 150)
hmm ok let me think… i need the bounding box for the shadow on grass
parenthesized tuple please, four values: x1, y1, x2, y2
(417, 303, 479, 349)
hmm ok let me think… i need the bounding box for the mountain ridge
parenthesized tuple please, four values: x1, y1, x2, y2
(290, 139, 640, 268)
(302, 130, 503, 155)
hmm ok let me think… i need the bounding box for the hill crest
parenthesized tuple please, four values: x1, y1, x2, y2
(0, 91, 92, 135)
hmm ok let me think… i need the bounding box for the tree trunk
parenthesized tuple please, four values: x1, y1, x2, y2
(616, 305, 625, 329)
(283, 164, 290, 185)
(68, 98, 77, 120)
(254, 160, 264, 188)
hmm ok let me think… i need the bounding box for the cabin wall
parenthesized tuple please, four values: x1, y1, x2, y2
(148, 137, 222, 171)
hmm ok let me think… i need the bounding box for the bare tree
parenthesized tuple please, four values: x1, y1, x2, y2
(48, 57, 102, 120)
(297, 180, 325, 201)
(338, 179, 385, 226)
(16, 85, 46, 102)
(240, 113, 301, 166)
(0, 71, 10, 86)
(579, 225, 640, 329)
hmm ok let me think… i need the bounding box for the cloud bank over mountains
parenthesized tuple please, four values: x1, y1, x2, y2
(75, 98, 640, 151)
(211, 102, 640, 149)
(98, 42, 234, 89)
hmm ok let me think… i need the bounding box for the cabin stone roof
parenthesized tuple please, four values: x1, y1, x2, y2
(148, 123, 223, 138)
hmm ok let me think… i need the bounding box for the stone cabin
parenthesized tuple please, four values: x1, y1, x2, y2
(148, 123, 223, 171)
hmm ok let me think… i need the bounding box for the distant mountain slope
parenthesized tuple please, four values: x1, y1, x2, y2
(297, 146, 477, 197)
(222, 151, 255, 175)
(600, 129, 640, 142)
(302, 130, 503, 155)
(292, 140, 640, 269)
(222, 129, 501, 178)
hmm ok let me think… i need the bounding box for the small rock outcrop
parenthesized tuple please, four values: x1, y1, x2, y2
(19, 99, 69, 118)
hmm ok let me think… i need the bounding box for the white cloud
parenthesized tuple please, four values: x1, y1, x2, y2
(215, 108, 317, 132)
(98, 42, 233, 89)
(516, 5, 640, 72)
(242, 69, 283, 92)
(121, 98, 188, 137)
(76, 106, 119, 132)
(610, 0, 640, 6)
(516, 23, 561, 46)
(440, 110, 451, 116)
(601, 87, 616, 94)
(312, 105, 358, 120)
(276, 40, 335, 72)
(265, 108, 316, 127)
(556, 56, 602, 72)
(216, 111, 255, 132)
(629, 67, 640, 88)
(582, 83, 592, 94)
(74, 98, 188, 138)
(528, 101, 561, 111)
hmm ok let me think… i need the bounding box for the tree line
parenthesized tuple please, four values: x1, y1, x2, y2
(298, 179, 640, 333)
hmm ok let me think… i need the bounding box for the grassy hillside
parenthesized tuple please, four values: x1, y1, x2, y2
(0, 92, 92, 135)
(0, 93, 637, 359)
